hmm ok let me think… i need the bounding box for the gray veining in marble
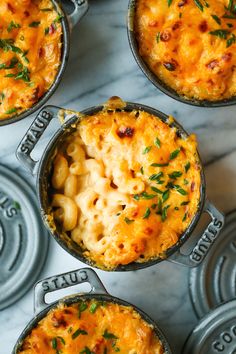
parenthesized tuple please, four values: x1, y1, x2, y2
(0, 1, 236, 353)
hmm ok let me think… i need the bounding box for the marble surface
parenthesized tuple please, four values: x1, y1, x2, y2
(1, 0, 236, 353)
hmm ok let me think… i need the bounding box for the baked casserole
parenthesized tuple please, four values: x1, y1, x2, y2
(0, 0, 62, 120)
(134, 0, 236, 101)
(48, 97, 201, 270)
(17, 300, 165, 353)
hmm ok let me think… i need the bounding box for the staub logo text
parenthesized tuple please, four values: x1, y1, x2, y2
(20, 110, 53, 154)
(190, 218, 223, 264)
(42, 270, 88, 292)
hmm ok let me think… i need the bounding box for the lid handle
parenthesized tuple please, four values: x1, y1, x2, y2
(67, 0, 89, 30)
(168, 200, 225, 267)
(34, 268, 107, 314)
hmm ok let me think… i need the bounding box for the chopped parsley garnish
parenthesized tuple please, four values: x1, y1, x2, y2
(72, 328, 88, 339)
(15, 66, 30, 82)
(209, 29, 230, 39)
(151, 203, 158, 209)
(151, 162, 169, 167)
(182, 212, 187, 221)
(211, 15, 221, 25)
(124, 217, 135, 224)
(89, 302, 99, 314)
(227, 33, 236, 47)
(0, 39, 22, 54)
(103, 329, 118, 340)
(162, 189, 170, 202)
(185, 162, 190, 173)
(168, 171, 183, 179)
(29, 21, 41, 27)
(176, 186, 188, 195)
(151, 186, 163, 194)
(170, 148, 180, 160)
(54, 14, 63, 23)
(52, 338, 57, 349)
(143, 207, 151, 219)
(194, 0, 204, 11)
(57, 336, 65, 345)
(149, 172, 163, 181)
(5, 107, 17, 115)
(140, 166, 144, 174)
(143, 146, 152, 154)
(78, 301, 88, 318)
(154, 137, 161, 148)
(45, 27, 49, 35)
(162, 205, 170, 222)
(167, 0, 173, 6)
(7, 21, 21, 32)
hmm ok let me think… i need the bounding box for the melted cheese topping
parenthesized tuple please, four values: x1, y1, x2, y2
(0, 0, 62, 120)
(49, 100, 201, 270)
(18, 300, 164, 354)
(134, 0, 236, 101)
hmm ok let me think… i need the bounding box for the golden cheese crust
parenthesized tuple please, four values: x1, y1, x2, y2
(49, 98, 201, 270)
(134, 0, 236, 101)
(0, 0, 62, 120)
(18, 300, 164, 354)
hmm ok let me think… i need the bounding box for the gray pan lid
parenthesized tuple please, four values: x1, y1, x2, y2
(0, 164, 49, 310)
(182, 300, 236, 354)
(189, 210, 236, 318)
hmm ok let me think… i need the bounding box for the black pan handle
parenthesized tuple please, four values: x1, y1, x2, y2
(168, 200, 225, 267)
(68, 0, 89, 29)
(15, 105, 77, 175)
(34, 268, 107, 314)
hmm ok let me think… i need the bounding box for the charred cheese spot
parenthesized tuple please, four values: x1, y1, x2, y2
(134, 0, 236, 101)
(49, 101, 201, 270)
(0, 0, 62, 120)
(18, 301, 164, 354)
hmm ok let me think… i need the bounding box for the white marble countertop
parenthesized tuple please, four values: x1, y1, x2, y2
(1, 0, 236, 353)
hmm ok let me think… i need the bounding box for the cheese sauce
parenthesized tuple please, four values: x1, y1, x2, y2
(0, 0, 62, 120)
(134, 0, 236, 101)
(49, 98, 201, 270)
(17, 300, 165, 354)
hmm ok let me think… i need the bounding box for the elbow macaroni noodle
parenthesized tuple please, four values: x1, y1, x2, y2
(50, 101, 201, 269)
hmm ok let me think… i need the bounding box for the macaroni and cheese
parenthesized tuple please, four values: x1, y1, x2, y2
(49, 97, 201, 270)
(18, 299, 165, 353)
(0, 0, 62, 120)
(134, 0, 236, 101)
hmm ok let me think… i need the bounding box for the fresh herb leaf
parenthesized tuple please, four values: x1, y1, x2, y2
(194, 0, 204, 11)
(168, 171, 183, 179)
(45, 27, 49, 35)
(90, 302, 99, 314)
(209, 29, 230, 39)
(167, 0, 173, 6)
(80, 347, 95, 354)
(151, 186, 163, 194)
(143, 207, 151, 219)
(151, 162, 169, 167)
(211, 14, 221, 25)
(149, 172, 164, 181)
(156, 180, 165, 184)
(154, 137, 161, 148)
(162, 205, 170, 221)
(52, 338, 57, 349)
(181, 201, 190, 205)
(156, 32, 161, 43)
(140, 191, 156, 199)
(0, 39, 22, 54)
(162, 190, 170, 202)
(143, 146, 152, 154)
(133, 194, 140, 201)
(5, 107, 17, 114)
(156, 199, 163, 215)
(103, 329, 118, 340)
(29, 21, 41, 27)
(72, 328, 88, 339)
(7, 21, 21, 32)
(175, 206, 179, 210)
(170, 148, 180, 160)
(78, 301, 88, 318)
(140, 166, 144, 174)
(227, 33, 236, 47)
(182, 212, 187, 221)
(15, 66, 30, 82)
(185, 162, 190, 173)
(124, 217, 134, 224)
(57, 336, 65, 345)
(151, 203, 158, 209)
(54, 14, 63, 23)
(176, 187, 188, 195)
